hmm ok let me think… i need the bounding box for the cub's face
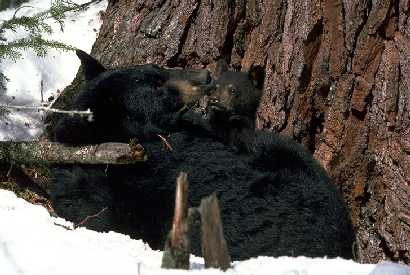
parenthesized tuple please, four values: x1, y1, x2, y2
(209, 70, 262, 116)
(205, 60, 265, 119)
(181, 61, 266, 136)
(177, 61, 265, 145)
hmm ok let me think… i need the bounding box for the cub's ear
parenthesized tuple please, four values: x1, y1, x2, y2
(76, 49, 106, 81)
(248, 65, 265, 90)
(214, 59, 229, 79)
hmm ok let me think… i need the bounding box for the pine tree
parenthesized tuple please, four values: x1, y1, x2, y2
(0, 0, 98, 61)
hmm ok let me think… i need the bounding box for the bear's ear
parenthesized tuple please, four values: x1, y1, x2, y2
(248, 65, 265, 90)
(214, 59, 229, 79)
(76, 49, 106, 81)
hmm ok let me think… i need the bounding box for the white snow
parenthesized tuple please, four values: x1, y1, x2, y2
(0, 189, 382, 275)
(0, 0, 107, 141)
(1, 188, 408, 275)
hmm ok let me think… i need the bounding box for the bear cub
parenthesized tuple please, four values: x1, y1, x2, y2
(177, 59, 265, 153)
(47, 51, 354, 261)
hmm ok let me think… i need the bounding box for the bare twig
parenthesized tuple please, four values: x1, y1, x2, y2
(6, 163, 13, 177)
(40, 80, 44, 103)
(157, 134, 173, 152)
(53, 221, 73, 230)
(74, 207, 108, 229)
(11, 5, 37, 19)
(0, 104, 93, 119)
(0, 80, 91, 119)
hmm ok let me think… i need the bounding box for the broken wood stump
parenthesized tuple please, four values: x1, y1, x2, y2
(161, 172, 190, 269)
(161, 173, 231, 271)
(200, 193, 231, 271)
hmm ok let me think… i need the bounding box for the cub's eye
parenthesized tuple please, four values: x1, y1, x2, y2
(230, 87, 238, 96)
(226, 84, 238, 96)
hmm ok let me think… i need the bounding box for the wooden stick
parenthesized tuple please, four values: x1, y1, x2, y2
(161, 172, 190, 269)
(200, 193, 231, 271)
(0, 141, 146, 165)
(74, 207, 108, 229)
(171, 172, 189, 247)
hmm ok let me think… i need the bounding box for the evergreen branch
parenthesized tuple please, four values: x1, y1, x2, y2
(0, 0, 82, 35)
(0, 0, 101, 62)
(0, 36, 75, 60)
(1, 15, 52, 35)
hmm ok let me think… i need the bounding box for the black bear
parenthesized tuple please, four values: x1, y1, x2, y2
(48, 50, 214, 145)
(47, 51, 354, 260)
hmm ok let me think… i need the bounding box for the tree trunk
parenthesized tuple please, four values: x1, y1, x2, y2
(90, 0, 410, 264)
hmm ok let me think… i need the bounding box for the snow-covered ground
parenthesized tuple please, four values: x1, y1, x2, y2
(3, 188, 406, 275)
(1, 1, 410, 274)
(0, 0, 107, 140)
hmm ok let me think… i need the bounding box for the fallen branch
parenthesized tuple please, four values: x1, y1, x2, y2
(0, 141, 146, 165)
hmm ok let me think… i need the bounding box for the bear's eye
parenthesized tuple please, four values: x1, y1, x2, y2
(230, 86, 238, 96)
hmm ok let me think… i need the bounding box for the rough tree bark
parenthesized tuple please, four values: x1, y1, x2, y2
(86, 0, 409, 264)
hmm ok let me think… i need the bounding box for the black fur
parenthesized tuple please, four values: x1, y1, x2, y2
(49, 51, 214, 145)
(47, 51, 354, 260)
(50, 64, 181, 144)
